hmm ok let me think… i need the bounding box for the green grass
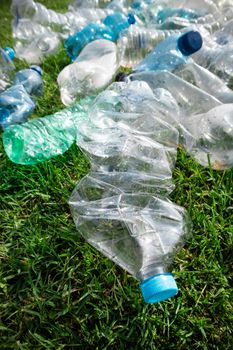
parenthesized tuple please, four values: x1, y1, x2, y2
(0, 0, 232, 349)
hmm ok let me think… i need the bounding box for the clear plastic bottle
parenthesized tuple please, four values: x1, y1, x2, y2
(175, 60, 233, 103)
(128, 70, 233, 170)
(151, 0, 222, 32)
(64, 12, 135, 61)
(2, 95, 95, 165)
(11, 0, 113, 36)
(58, 39, 119, 106)
(129, 71, 221, 117)
(16, 34, 60, 64)
(118, 26, 181, 67)
(12, 17, 61, 64)
(0, 65, 43, 129)
(0, 47, 15, 92)
(69, 0, 113, 10)
(180, 104, 233, 170)
(133, 30, 203, 73)
(69, 79, 191, 303)
(70, 178, 191, 303)
(192, 22, 233, 82)
(119, 0, 221, 29)
(76, 80, 180, 194)
(12, 18, 55, 41)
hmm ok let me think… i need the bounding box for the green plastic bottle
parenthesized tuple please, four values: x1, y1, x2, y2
(2, 95, 95, 165)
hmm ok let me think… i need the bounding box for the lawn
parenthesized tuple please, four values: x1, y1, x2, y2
(0, 0, 232, 349)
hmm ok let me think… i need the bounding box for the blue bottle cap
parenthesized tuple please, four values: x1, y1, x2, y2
(140, 273, 178, 303)
(127, 13, 136, 25)
(3, 47, 15, 60)
(177, 31, 202, 56)
(30, 65, 42, 76)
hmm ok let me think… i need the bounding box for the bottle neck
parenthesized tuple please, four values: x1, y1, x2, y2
(137, 264, 166, 282)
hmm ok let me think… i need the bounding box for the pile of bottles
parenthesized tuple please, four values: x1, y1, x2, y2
(1, 0, 233, 304)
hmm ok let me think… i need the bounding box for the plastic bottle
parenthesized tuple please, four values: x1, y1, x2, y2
(152, 0, 222, 32)
(156, 7, 200, 24)
(69, 0, 112, 9)
(58, 39, 119, 106)
(76, 80, 180, 193)
(129, 71, 221, 117)
(2, 95, 95, 164)
(64, 11, 135, 61)
(17, 34, 60, 64)
(11, 0, 113, 36)
(11, 17, 61, 64)
(192, 22, 233, 82)
(70, 178, 191, 303)
(128, 70, 231, 169)
(118, 26, 181, 67)
(133, 30, 203, 73)
(69, 79, 191, 303)
(175, 60, 233, 103)
(180, 104, 233, 170)
(0, 47, 15, 92)
(0, 65, 43, 129)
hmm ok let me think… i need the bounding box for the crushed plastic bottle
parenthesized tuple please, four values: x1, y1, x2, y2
(58, 39, 119, 106)
(76, 80, 180, 194)
(175, 60, 233, 103)
(192, 22, 233, 82)
(130, 70, 221, 117)
(70, 178, 191, 303)
(153, 0, 222, 32)
(180, 104, 233, 170)
(0, 65, 43, 129)
(11, 0, 113, 36)
(2, 95, 95, 164)
(69, 0, 112, 10)
(0, 47, 15, 92)
(69, 79, 191, 303)
(64, 11, 135, 61)
(13, 19, 61, 64)
(134, 30, 203, 73)
(128, 71, 233, 170)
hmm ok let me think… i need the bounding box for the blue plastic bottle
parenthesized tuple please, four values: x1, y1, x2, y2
(2, 47, 15, 61)
(0, 65, 43, 129)
(134, 30, 203, 73)
(64, 12, 135, 61)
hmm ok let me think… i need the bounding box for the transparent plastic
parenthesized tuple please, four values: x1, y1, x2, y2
(0, 66, 43, 129)
(69, 79, 191, 303)
(175, 60, 233, 103)
(58, 40, 119, 106)
(76, 81, 180, 194)
(11, 0, 112, 36)
(70, 178, 191, 303)
(13, 19, 61, 64)
(129, 71, 221, 117)
(69, 0, 113, 9)
(11, 0, 114, 63)
(118, 26, 181, 67)
(3, 96, 94, 164)
(152, 0, 222, 32)
(192, 22, 233, 82)
(128, 71, 233, 169)
(0, 47, 15, 92)
(134, 31, 202, 73)
(64, 12, 135, 61)
(180, 104, 233, 169)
